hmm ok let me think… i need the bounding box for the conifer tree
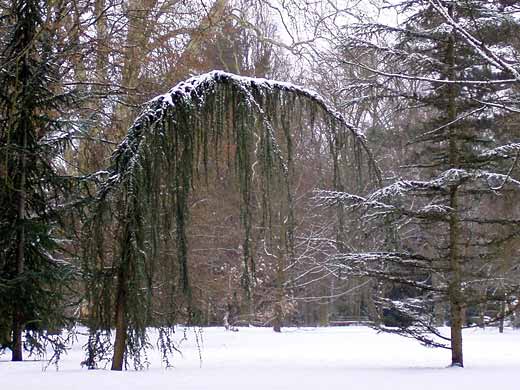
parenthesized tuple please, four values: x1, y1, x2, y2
(317, 0, 520, 367)
(0, 0, 77, 361)
(83, 71, 380, 370)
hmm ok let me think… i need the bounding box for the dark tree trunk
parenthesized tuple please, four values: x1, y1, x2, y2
(273, 255, 284, 333)
(499, 301, 505, 334)
(12, 121, 28, 362)
(449, 304, 464, 366)
(273, 302, 282, 333)
(12, 232, 25, 361)
(11, 316, 23, 362)
(111, 265, 129, 371)
(446, 4, 463, 367)
(448, 187, 463, 367)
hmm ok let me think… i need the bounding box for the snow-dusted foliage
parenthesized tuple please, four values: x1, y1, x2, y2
(83, 70, 380, 369)
(103, 70, 378, 194)
(374, 297, 451, 348)
(315, 168, 520, 221)
(478, 143, 520, 161)
(0, 0, 79, 363)
(320, 0, 520, 367)
(427, 0, 520, 82)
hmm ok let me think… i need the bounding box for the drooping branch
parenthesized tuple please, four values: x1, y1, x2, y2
(83, 70, 381, 369)
(101, 70, 381, 195)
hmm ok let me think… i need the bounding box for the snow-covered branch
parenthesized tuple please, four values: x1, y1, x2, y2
(477, 143, 520, 161)
(428, 0, 520, 82)
(317, 168, 520, 207)
(101, 70, 381, 196)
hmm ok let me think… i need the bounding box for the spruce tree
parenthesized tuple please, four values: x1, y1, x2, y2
(0, 0, 77, 361)
(317, 0, 520, 367)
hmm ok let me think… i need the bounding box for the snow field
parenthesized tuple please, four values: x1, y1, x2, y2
(1, 326, 519, 390)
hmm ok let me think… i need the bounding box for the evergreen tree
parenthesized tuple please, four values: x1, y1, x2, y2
(317, 0, 520, 367)
(0, 0, 78, 361)
(83, 70, 379, 370)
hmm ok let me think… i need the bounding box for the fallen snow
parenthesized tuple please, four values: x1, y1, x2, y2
(1, 326, 519, 390)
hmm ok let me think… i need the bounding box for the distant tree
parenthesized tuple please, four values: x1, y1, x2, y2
(0, 0, 80, 362)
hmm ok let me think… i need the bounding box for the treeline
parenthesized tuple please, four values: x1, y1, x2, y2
(1, 0, 520, 370)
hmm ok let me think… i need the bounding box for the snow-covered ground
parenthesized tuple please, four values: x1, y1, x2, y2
(1, 326, 519, 389)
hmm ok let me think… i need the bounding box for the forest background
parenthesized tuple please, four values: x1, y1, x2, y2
(1, 0, 520, 370)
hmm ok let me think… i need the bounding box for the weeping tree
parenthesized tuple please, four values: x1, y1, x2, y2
(82, 70, 380, 370)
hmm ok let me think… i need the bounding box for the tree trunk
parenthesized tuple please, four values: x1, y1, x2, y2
(318, 299, 329, 327)
(448, 186, 463, 367)
(12, 120, 27, 362)
(74, 0, 110, 174)
(498, 194, 514, 334)
(12, 229, 25, 361)
(176, 0, 229, 74)
(273, 236, 285, 333)
(448, 219, 464, 366)
(499, 300, 505, 334)
(111, 265, 129, 370)
(446, 3, 463, 367)
(11, 317, 23, 362)
(513, 306, 520, 329)
(273, 302, 282, 333)
(478, 299, 486, 329)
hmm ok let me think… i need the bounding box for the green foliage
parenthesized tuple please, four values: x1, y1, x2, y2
(331, 0, 520, 357)
(83, 71, 379, 368)
(0, 0, 79, 361)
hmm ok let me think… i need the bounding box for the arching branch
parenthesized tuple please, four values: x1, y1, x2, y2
(84, 70, 381, 370)
(102, 70, 381, 195)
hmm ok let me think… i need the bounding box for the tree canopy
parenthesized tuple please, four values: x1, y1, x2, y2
(83, 70, 381, 369)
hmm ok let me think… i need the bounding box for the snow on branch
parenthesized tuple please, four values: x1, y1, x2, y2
(315, 168, 520, 224)
(317, 168, 520, 207)
(101, 70, 380, 195)
(346, 169, 470, 203)
(331, 251, 431, 268)
(428, 0, 520, 82)
(328, 251, 445, 295)
(341, 59, 517, 86)
(477, 143, 520, 161)
(315, 169, 467, 206)
(313, 190, 390, 209)
(373, 297, 451, 349)
(474, 170, 520, 191)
